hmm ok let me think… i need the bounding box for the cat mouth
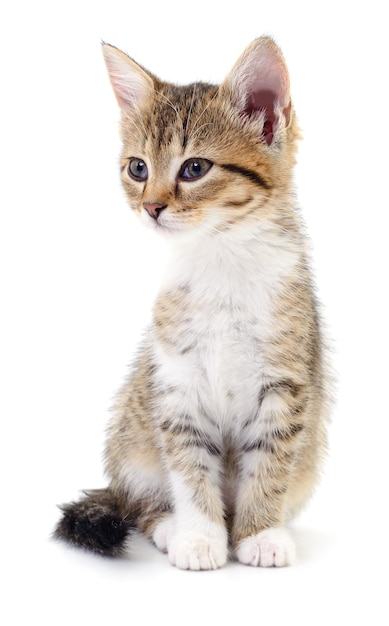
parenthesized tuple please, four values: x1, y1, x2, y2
(154, 211, 189, 233)
(142, 211, 185, 234)
(140, 204, 198, 234)
(156, 219, 186, 234)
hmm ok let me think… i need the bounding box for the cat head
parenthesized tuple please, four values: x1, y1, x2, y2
(102, 37, 299, 236)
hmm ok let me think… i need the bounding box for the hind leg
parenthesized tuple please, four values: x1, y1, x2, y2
(109, 450, 175, 553)
(147, 513, 176, 553)
(136, 498, 174, 553)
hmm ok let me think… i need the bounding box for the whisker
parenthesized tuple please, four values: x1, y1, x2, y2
(124, 113, 147, 143)
(188, 122, 214, 142)
(189, 89, 219, 142)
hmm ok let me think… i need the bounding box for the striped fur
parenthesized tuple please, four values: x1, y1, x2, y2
(55, 37, 331, 570)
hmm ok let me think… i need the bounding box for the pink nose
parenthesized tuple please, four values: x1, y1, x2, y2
(143, 201, 167, 219)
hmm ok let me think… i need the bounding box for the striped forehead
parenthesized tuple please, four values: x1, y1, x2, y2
(145, 82, 218, 150)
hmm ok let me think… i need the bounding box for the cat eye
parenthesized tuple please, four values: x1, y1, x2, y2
(128, 158, 149, 181)
(179, 158, 213, 181)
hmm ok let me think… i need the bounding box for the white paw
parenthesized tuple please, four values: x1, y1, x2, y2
(168, 532, 228, 571)
(152, 516, 176, 553)
(236, 528, 296, 567)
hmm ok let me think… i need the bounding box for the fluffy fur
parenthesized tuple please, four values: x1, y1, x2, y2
(55, 37, 330, 569)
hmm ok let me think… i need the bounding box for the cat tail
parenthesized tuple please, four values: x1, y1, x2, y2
(54, 488, 137, 557)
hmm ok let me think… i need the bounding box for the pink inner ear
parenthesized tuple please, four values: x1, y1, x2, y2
(244, 88, 291, 146)
(244, 89, 277, 146)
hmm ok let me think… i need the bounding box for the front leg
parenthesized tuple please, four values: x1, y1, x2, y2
(232, 380, 307, 567)
(159, 415, 228, 570)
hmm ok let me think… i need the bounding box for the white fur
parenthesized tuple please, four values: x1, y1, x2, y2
(153, 219, 300, 434)
(152, 516, 176, 553)
(167, 470, 228, 570)
(168, 530, 227, 570)
(236, 527, 296, 567)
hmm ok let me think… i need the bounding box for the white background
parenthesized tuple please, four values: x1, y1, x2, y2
(1, 1, 388, 624)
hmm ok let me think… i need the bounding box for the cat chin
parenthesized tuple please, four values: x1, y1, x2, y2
(150, 221, 185, 236)
(139, 211, 192, 236)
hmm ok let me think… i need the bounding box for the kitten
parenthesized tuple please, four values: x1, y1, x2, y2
(55, 37, 330, 570)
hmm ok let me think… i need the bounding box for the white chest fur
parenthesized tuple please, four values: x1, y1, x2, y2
(152, 220, 300, 431)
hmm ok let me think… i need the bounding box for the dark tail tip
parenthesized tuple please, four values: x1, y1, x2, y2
(54, 489, 136, 557)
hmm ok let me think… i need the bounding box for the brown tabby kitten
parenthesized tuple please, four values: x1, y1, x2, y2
(55, 37, 330, 570)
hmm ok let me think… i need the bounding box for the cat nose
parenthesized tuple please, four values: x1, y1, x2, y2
(143, 201, 167, 220)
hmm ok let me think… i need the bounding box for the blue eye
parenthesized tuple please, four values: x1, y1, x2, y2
(128, 158, 148, 181)
(179, 158, 213, 180)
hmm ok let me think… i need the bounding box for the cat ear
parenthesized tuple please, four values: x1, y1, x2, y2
(102, 43, 154, 113)
(224, 37, 291, 146)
